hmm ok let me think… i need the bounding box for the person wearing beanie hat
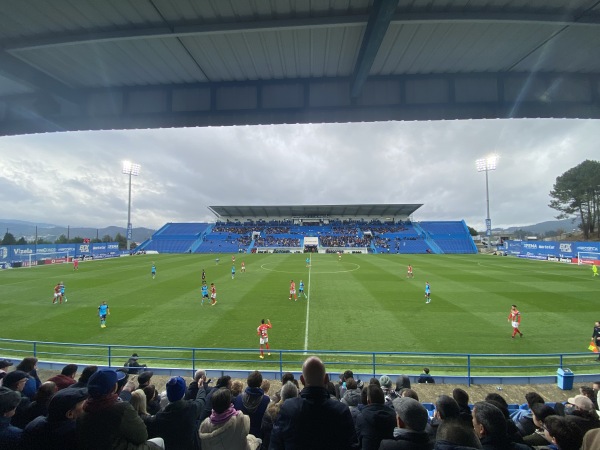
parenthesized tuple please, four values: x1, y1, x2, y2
(0, 386, 23, 447)
(0, 360, 12, 386)
(379, 397, 430, 450)
(21, 387, 89, 450)
(145, 376, 206, 450)
(379, 375, 397, 406)
(78, 368, 164, 449)
(166, 377, 186, 402)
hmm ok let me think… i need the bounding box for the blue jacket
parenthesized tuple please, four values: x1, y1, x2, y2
(0, 415, 22, 449)
(233, 386, 269, 439)
(269, 386, 358, 450)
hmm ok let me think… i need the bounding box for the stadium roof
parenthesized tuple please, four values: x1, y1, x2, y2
(208, 204, 422, 219)
(1, 0, 600, 136)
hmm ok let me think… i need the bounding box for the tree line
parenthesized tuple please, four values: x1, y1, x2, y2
(550, 159, 600, 240)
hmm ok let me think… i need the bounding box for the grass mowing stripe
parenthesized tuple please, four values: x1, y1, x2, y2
(304, 253, 312, 353)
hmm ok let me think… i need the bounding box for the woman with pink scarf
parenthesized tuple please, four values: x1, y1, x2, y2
(199, 387, 261, 450)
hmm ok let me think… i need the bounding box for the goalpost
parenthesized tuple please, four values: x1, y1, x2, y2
(577, 252, 600, 265)
(27, 251, 71, 267)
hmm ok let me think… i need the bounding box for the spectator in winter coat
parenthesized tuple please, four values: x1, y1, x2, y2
(355, 384, 396, 450)
(233, 370, 270, 439)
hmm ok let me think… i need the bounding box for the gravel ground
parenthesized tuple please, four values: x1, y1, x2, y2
(35, 369, 587, 405)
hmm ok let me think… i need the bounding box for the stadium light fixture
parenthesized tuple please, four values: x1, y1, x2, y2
(476, 155, 498, 249)
(122, 161, 141, 251)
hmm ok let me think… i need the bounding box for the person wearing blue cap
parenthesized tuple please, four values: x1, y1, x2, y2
(77, 368, 164, 449)
(145, 376, 206, 450)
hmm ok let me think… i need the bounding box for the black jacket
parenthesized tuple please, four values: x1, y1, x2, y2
(21, 416, 78, 450)
(379, 428, 433, 450)
(269, 385, 358, 450)
(146, 385, 206, 450)
(355, 403, 396, 450)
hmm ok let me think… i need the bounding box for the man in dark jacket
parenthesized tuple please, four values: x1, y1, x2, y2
(76, 368, 163, 449)
(146, 376, 206, 450)
(355, 384, 395, 450)
(379, 397, 432, 450)
(270, 356, 359, 449)
(472, 402, 530, 450)
(434, 419, 482, 450)
(21, 387, 88, 450)
(233, 370, 270, 439)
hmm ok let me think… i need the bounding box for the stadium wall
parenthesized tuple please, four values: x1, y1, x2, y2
(504, 240, 600, 263)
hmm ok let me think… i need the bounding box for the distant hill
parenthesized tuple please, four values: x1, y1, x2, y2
(495, 218, 580, 235)
(0, 220, 155, 243)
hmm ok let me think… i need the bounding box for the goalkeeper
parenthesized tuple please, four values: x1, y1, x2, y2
(593, 264, 598, 277)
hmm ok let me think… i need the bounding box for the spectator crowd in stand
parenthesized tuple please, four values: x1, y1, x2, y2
(1, 354, 600, 449)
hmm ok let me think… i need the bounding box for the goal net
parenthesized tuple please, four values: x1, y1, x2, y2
(27, 251, 71, 267)
(577, 252, 600, 265)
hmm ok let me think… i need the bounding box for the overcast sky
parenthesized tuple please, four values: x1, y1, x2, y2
(0, 118, 597, 231)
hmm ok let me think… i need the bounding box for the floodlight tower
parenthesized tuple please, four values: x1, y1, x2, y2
(122, 161, 141, 251)
(476, 155, 498, 249)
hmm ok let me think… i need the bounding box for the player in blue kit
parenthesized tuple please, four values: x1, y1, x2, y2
(201, 281, 209, 305)
(151, 262, 156, 279)
(305, 257, 310, 268)
(425, 282, 431, 304)
(231, 264, 236, 279)
(299, 280, 306, 298)
(98, 301, 110, 328)
(59, 281, 67, 303)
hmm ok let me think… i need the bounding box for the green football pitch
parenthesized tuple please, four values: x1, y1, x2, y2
(0, 253, 597, 361)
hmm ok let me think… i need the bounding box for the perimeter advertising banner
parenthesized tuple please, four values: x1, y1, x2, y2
(0, 243, 121, 264)
(505, 240, 600, 263)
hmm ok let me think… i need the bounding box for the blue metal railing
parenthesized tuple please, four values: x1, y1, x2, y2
(0, 338, 597, 386)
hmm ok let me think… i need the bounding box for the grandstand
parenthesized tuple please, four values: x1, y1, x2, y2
(137, 204, 477, 255)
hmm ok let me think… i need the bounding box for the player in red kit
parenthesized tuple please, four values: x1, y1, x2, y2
(508, 304, 523, 338)
(210, 283, 217, 306)
(52, 283, 61, 304)
(407, 265, 413, 278)
(289, 279, 297, 301)
(257, 319, 272, 359)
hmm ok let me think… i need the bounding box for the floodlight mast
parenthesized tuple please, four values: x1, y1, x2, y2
(122, 161, 141, 251)
(476, 155, 498, 249)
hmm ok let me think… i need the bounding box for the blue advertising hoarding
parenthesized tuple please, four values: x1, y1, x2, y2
(0, 243, 121, 265)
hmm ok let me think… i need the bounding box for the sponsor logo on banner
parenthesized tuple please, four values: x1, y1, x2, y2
(108, 244, 119, 250)
(36, 247, 55, 254)
(538, 244, 555, 250)
(523, 243, 537, 249)
(548, 256, 559, 262)
(13, 248, 33, 255)
(79, 245, 90, 253)
(560, 243, 572, 253)
(0, 247, 7, 259)
(577, 246, 599, 252)
(559, 257, 572, 263)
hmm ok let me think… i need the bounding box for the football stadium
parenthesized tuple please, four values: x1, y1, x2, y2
(2, 1, 600, 448)
(1, 204, 599, 383)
